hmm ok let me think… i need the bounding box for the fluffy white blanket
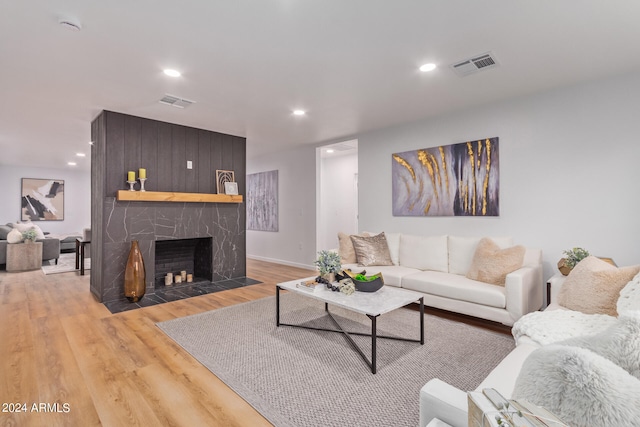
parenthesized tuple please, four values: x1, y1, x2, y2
(511, 309, 617, 345)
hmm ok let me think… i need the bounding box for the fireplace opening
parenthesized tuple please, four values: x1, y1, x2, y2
(154, 238, 213, 288)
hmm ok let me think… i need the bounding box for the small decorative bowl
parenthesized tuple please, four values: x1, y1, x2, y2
(352, 273, 384, 293)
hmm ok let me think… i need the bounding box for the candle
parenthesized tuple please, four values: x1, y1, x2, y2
(139, 168, 146, 179)
(187, 274, 193, 283)
(127, 171, 135, 181)
(175, 275, 182, 284)
(181, 270, 187, 281)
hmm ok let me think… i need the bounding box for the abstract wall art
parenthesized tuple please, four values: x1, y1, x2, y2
(392, 137, 499, 217)
(21, 178, 65, 221)
(247, 170, 279, 231)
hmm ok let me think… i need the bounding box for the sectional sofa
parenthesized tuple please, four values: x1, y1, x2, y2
(0, 223, 60, 267)
(420, 256, 640, 427)
(340, 233, 543, 326)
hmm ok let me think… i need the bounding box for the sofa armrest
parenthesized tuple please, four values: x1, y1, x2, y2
(419, 379, 468, 427)
(505, 264, 543, 322)
(39, 238, 60, 262)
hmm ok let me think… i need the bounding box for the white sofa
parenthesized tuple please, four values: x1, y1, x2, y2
(342, 234, 543, 326)
(419, 272, 640, 427)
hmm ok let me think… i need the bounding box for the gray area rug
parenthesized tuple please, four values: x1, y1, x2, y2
(41, 252, 91, 275)
(157, 292, 515, 427)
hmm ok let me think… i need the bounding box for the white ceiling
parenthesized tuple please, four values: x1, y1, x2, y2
(2, 1, 640, 171)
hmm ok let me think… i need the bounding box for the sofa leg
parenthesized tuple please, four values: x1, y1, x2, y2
(55, 258, 58, 265)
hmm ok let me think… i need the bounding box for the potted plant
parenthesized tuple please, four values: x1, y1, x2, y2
(21, 228, 38, 243)
(558, 247, 590, 275)
(314, 250, 341, 283)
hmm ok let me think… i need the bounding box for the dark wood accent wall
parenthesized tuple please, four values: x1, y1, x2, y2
(90, 110, 246, 302)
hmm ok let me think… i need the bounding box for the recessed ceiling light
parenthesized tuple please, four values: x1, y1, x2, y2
(326, 149, 334, 153)
(419, 63, 437, 72)
(293, 109, 306, 116)
(76, 152, 86, 157)
(68, 162, 77, 166)
(163, 69, 181, 77)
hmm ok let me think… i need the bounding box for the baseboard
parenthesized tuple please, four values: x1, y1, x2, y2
(247, 254, 315, 271)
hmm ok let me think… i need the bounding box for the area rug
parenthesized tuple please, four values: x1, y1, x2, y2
(41, 253, 91, 275)
(157, 292, 515, 427)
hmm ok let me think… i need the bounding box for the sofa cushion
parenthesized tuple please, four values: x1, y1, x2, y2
(342, 263, 420, 287)
(399, 234, 448, 272)
(618, 271, 640, 314)
(513, 344, 640, 426)
(557, 256, 640, 316)
(350, 232, 393, 267)
(337, 232, 369, 264)
(466, 238, 525, 286)
(448, 236, 513, 275)
(401, 270, 506, 308)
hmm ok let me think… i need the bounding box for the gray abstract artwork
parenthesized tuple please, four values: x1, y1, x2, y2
(247, 170, 279, 231)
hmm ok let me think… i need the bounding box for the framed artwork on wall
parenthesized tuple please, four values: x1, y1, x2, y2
(21, 178, 65, 221)
(392, 137, 499, 216)
(247, 170, 278, 232)
(216, 170, 235, 194)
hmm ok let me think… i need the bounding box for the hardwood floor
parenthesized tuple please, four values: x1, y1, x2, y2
(0, 259, 510, 427)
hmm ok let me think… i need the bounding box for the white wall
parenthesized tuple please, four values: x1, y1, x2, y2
(318, 151, 358, 251)
(358, 71, 640, 281)
(247, 145, 317, 269)
(0, 165, 91, 233)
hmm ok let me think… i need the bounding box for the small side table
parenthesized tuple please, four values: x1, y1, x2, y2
(546, 273, 567, 306)
(75, 238, 91, 276)
(7, 242, 43, 272)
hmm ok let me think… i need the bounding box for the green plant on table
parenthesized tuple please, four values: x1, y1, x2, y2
(21, 228, 38, 242)
(563, 247, 590, 269)
(314, 250, 341, 274)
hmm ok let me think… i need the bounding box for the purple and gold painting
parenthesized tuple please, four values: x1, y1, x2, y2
(392, 138, 499, 216)
(21, 178, 65, 221)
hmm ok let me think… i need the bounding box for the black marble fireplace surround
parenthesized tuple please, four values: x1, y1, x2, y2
(91, 111, 247, 303)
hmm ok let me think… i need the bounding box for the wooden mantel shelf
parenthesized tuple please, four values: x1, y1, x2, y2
(117, 190, 243, 203)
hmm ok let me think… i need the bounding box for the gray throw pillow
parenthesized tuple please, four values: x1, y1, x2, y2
(0, 225, 12, 240)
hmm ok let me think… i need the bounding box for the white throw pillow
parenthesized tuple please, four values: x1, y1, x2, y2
(618, 271, 640, 314)
(448, 236, 513, 275)
(12, 222, 45, 240)
(399, 234, 448, 272)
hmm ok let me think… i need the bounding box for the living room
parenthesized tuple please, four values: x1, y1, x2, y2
(2, 2, 640, 427)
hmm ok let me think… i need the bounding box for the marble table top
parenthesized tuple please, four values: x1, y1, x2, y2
(277, 277, 422, 316)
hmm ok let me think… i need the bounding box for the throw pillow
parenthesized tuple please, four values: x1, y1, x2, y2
(513, 345, 640, 427)
(399, 234, 448, 272)
(448, 236, 513, 275)
(559, 310, 640, 380)
(465, 237, 525, 286)
(365, 231, 400, 265)
(337, 232, 369, 264)
(557, 256, 640, 316)
(350, 232, 393, 267)
(618, 271, 640, 314)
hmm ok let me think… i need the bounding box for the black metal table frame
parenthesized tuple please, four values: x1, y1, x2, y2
(276, 285, 424, 374)
(75, 238, 91, 276)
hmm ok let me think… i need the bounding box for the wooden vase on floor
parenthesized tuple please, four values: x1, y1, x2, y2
(124, 240, 146, 302)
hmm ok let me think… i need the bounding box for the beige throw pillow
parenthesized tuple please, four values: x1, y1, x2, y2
(466, 237, 525, 286)
(338, 232, 369, 264)
(557, 256, 640, 316)
(350, 232, 393, 267)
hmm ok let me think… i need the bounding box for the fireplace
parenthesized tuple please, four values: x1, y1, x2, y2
(155, 238, 213, 288)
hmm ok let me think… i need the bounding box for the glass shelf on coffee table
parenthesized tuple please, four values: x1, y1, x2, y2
(276, 278, 424, 374)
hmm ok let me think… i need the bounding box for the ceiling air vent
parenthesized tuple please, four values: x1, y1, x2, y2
(159, 94, 195, 109)
(450, 52, 499, 77)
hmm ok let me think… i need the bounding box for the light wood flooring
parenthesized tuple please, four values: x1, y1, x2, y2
(0, 259, 510, 427)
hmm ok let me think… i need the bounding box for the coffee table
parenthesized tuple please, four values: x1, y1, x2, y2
(276, 278, 424, 374)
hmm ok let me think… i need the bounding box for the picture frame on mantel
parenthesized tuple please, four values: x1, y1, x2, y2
(21, 178, 65, 221)
(224, 181, 239, 195)
(216, 170, 235, 194)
